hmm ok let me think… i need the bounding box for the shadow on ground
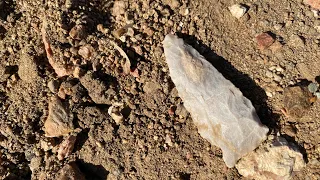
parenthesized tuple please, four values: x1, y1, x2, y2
(174, 32, 309, 161)
(76, 159, 109, 180)
(176, 32, 279, 129)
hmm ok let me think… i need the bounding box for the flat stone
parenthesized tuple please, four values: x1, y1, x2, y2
(163, 34, 268, 168)
(44, 96, 74, 137)
(256, 33, 275, 50)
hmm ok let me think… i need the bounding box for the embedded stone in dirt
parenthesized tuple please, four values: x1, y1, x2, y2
(48, 80, 60, 93)
(108, 104, 124, 124)
(236, 137, 306, 180)
(283, 86, 314, 119)
(57, 135, 77, 160)
(228, 4, 248, 19)
(44, 96, 74, 137)
(69, 25, 87, 40)
(18, 53, 39, 83)
(256, 32, 275, 50)
(78, 44, 95, 59)
(305, 0, 320, 9)
(80, 71, 111, 104)
(58, 162, 85, 180)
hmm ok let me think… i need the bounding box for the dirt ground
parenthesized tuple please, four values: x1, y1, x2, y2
(0, 0, 319, 179)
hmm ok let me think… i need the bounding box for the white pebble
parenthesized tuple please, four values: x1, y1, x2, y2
(266, 91, 273, 97)
(229, 4, 248, 19)
(266, 70, 273, 78)
(273, 74, 282, 82)
(312, 10, 319, 17)
(275, 66, 284, 72)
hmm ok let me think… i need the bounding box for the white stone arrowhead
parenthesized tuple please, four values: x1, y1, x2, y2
(163, 34, 269, 167)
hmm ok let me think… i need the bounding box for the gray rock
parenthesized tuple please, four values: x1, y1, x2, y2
(47, 80, 59, 93)
(307, 83, 319, 93)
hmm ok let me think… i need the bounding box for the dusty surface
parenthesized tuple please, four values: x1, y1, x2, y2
(0, 0, 319, 179)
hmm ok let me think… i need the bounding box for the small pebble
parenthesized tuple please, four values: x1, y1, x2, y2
(69, 25, 87, 40)
(308, 83, 319, 93)
(228, 4, 248, 19)
(315, 92, 320, 98)
(78, 44, 95, 59)
(312, 10, 319, 17)
(48, 80, 59, 93)
(266, 70, 273, 78)
(266, 91, 273, 97)
(273, 74, 282, 82)
(256, 33, 275, 50)
(274, 24, 283, 31)
(276, 66, 284, 72)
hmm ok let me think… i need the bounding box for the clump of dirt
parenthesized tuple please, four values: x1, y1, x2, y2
(0, 0, 319, 179)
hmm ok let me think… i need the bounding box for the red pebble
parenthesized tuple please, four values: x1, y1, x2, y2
(256, 33, 275, 50)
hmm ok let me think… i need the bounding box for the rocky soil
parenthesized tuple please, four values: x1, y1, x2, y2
(0, 0, 319, 179)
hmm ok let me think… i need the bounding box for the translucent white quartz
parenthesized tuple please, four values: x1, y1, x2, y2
(163, 34, 269, 167)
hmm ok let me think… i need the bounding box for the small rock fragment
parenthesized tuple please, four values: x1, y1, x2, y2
(307, 82, 319, 93)
(73, 66, 85, 78)
(57, 135, 76, 160)
(58, 163, 86, 180)
(228, 4, 248, 19)
(283, 86, 314, 119)
(305, 0, 320, 10)
(311, 9, 320, 17)
(48, 80, 60, 93)
(113, 27, 127, 39)
(265, 70, 273, 78)
(69, 25, 87, 40)
(78, 44, 95, 59)
(269, 41, 282, 52)
(273, 74, 282, 82)
(108, 104, 124, 124)
(256, 33, 275, 50)
(44, 96, 74, 137)
(236, 137, 306, 180)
